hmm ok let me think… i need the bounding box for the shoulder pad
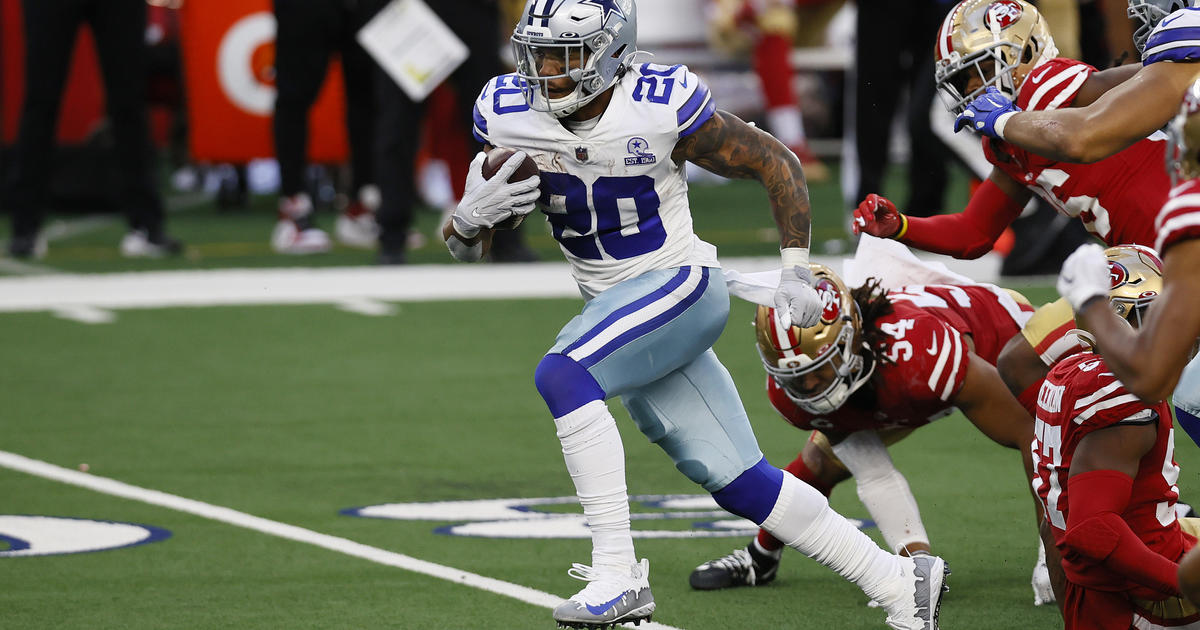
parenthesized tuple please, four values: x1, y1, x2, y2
(631, 63, 715, 138)
(1017, 58, 1095, 111)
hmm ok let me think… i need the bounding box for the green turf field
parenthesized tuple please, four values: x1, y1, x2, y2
(2, 164, 1183, 629)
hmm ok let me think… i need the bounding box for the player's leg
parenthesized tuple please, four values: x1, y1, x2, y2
(622, 348, 947, 628)
(1173, 355, 1200, 448)
(535, 266, 724, 627)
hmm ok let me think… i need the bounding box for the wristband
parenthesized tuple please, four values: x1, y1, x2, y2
(894, 214, 909, 240)
(781, 247, 810, 268)
(993, 111, 1017, 140)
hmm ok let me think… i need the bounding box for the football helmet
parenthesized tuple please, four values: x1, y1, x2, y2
(934, 0, 1058, 115)
(1128, 0, 1195, 53)
(1166, 77, 1200, 187)
(754, 264, 874, 415)
(511, 0, 639, 118)
(1104, 244, 1163, 328)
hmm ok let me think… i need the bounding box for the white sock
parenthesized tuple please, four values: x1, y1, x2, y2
(554, 400, 635, 570)
(766, 105, 806, 148)
(761, 473, 903, 604)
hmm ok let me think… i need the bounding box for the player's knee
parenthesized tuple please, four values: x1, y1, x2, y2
(711, 458, 784, 525)
(534, 353, 605, 417)
(803, 439, 851, 490)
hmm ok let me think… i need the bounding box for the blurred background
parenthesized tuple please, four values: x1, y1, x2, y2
(0, 0, 1142, 276)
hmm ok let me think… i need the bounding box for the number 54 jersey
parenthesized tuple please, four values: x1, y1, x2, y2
(472, 63, 720, 298)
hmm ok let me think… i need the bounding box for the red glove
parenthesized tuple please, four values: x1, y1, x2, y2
(852, 194, 907, 239)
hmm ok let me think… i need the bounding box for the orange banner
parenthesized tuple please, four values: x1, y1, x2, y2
(179, 1, 348, 163)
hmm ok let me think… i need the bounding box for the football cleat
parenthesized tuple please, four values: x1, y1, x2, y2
(553, 558, 655, 629)
(688, 544, 780, 590)
(335, 202, 379, 249)
(120, 229, 183, 258)
(882, 555, 950, 630)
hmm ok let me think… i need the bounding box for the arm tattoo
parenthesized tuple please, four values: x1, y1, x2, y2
(673, 110, 812, 249)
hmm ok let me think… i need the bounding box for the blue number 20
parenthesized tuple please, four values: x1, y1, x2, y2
(539, 173, 667, 260)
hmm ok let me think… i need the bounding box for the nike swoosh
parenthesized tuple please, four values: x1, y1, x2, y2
(926, 339, 938, 355)
(1029, 66, 1052, 84)
(1162, 13, 1183, 27)
(1061, 274, 1074, 283)
(585, 593, 628, 615)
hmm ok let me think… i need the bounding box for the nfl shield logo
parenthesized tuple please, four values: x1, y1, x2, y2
(575, 146, 589, 162)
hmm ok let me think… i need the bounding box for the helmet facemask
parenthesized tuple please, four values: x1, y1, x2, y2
(754, 266, 875, 416)
(511, 0, 638, 119)
(1128, 0, 1187, 53)
(934, 0, 1057, 115)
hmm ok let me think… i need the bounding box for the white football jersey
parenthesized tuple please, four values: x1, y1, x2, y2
(472, 63, 721, 298)
(1143, 7, 1200, 64)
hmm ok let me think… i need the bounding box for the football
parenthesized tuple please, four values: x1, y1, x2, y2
(481, 147, 540, 230)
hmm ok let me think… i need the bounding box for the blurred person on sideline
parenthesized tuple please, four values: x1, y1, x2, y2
(707, 0, 843, 182)
(5, 0, 182, 259)
(373, 0, 537, 264)
(271, 0, 381, 255)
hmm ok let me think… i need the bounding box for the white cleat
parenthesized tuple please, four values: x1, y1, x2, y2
(553, 558, 655, 629)
(881, 555, 949, 630)
(335, 206, 379, 249)
(271, 219, 331, 255)
(1032, 540, 1055, 606)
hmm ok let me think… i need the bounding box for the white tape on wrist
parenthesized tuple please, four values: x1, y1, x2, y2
(994, 111, 1017, 139)
(780, 247, 810, 269)
(446, 234, 483, 262)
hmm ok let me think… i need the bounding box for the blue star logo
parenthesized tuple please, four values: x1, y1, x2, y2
(579, 0, 626, 23)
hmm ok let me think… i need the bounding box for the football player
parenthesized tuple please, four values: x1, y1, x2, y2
(955, 0, 1200, 164)
(1056, 78, 1200, 445)
(689, 267, 1046, 601)
(1030, 332, 1200, 629)
(443, 1, 947, 628)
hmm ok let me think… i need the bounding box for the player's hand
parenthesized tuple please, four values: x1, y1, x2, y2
(452, 152, 541, 238)
(1057, 243, 1110, 312)
(954, 86, 1021, 138)
(775, 264, 823, 329)
(852, 194, 905, 238)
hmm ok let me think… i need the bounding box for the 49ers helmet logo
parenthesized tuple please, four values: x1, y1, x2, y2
(985, 0, 1024, 30)
(816, 278, 842, 324)
(1108, 261, 1128, 288)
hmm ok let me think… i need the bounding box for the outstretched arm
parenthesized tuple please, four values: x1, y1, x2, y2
(1075, 240, 1200, 401)
(998, 62, 1197, 163)
(673, 110, 822, 327)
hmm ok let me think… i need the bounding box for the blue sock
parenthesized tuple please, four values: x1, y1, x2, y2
(1176, 405, 1200, 449)
(711, 458, 784, 525)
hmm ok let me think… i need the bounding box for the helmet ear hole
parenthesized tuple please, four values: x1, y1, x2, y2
(1022, 43, 1035, 64)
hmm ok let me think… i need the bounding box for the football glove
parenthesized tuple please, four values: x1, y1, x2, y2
(954, 86, 1020, 139)
(775, 259, 822, 329)
(852, 194, 906, 239)
(1057, 243, 1110, 312)
(452, 151, 541, 238)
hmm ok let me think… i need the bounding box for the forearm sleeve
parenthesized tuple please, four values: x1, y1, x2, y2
(898, 179, 1025, 259)
(1063, 469, 1181, 596)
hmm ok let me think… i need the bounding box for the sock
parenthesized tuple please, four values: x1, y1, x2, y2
(761, 473, 904, 604)
(754, 34, 796, 109)
(553, 400, 635, 570)
(766, 106, 806, 149)
(1175, 405, 1200, 449)
(756, 453, 830, 552)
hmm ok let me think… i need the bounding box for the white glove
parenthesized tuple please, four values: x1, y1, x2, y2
(774, 250, 822, 328)
(452, 151, 541, 238)
(1057, 243, 1110, 312)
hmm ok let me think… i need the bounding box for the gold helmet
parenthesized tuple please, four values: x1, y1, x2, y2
(1104, 244, 1163, 328)
(754, 264, 875, 414)
(933, 0, 1058, 115)
(1166, 77, 1200, 188)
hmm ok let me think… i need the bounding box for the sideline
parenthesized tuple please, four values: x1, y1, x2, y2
(0, 449, 686, 630)
(0, 254, 1003, 315)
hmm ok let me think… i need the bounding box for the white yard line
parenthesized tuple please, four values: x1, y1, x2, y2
(0, 254, 1002, 315)
(0, 450, 685, 630)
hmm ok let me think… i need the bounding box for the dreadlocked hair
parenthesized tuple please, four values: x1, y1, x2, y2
(851, 278, 896, 367)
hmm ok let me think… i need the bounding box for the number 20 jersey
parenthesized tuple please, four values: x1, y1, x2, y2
(472, 63, 720, 298)
(1032, 352, 1184, 591)
(983, 57, 1167, 248)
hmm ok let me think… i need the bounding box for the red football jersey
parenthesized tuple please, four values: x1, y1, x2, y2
(983, 58, 1167, 247)
(1157, 179, 1200, 254)
(768, 284, 1032, 433)
(1032, 352, 1186, 591)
